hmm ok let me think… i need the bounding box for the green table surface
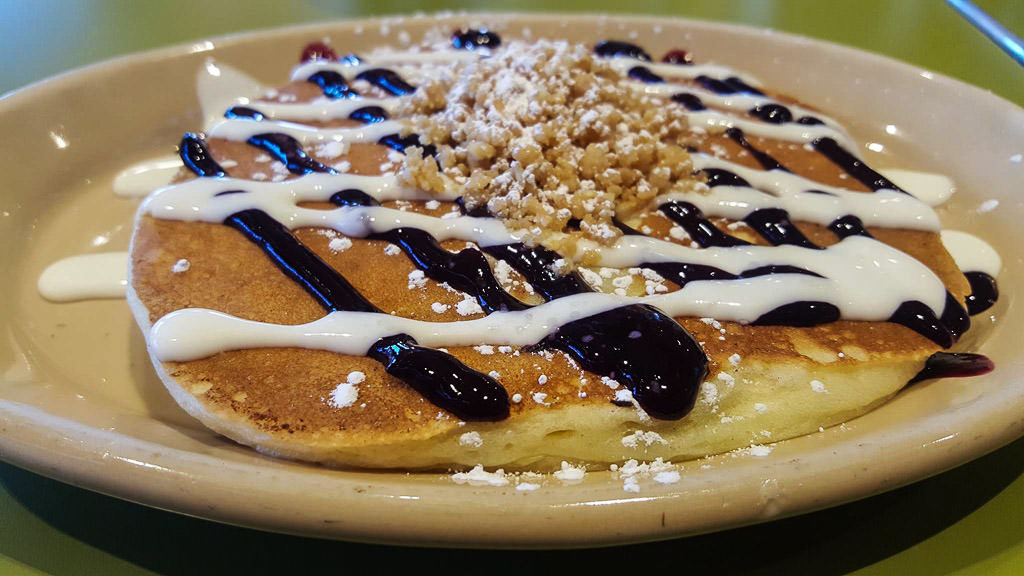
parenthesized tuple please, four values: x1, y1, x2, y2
(1, 1, 1022, 574)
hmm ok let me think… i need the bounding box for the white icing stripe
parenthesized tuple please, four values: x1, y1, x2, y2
(879, 169, 956, 207)
(605, 58, 760, 85)
(143, 182, 515, 246)
(940, 230, 1002, 277)
(243, 97, 405, 122)
(144, 172, 456, 204)
(150, 235, 945, 363)
(207, 118, 403, 145)
(674, 154, 940, 230)
(628, 81, 848, 137)
(290, 51, 477, 81)
(591, 235, 947, 315)
(113, 154, 183, 198)
(38, 253, 128, 302)
(686, 110, 854, 148)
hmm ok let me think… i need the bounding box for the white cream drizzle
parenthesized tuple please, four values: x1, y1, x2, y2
(38, 252, 128, 302)
(879, 169, 955, 207)
(145, 172, 452, 203)
(143, 179, 516, 246)
(605, 58, 761, 86)
(676, 154, 940, 230)
(289, 51, 476, 82)
(241, 96, 405, 122)
(207, 117, 402, 145)
(627, 80, 846, 135)
(940, 230, 1002, 277)
(112, 154, 183, 198)
(685, 110, 852, 148)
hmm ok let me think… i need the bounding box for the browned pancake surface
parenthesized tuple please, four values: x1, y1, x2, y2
(129, 77, 970, 454)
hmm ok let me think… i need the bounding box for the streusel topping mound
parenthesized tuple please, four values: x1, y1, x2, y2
(398, 39, 703, 247)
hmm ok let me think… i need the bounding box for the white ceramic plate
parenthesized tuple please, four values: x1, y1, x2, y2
(1, 13, 1022, 547)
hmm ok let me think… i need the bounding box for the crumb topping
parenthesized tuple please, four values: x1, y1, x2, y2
(398, 39, 703, 249)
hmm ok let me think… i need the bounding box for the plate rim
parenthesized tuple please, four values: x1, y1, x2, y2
(2, 11, 1023, 548)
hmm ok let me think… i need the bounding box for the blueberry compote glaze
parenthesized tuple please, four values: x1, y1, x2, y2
(247, 133, 335, 175)
(964, 272, 999, 315)
(355, 68, 416, 96)
(909, 352, 994, 384)
(451, 28, 501, 51)
(307, 70, 358, 99)
(378, 133, 437, 157)
(594, 40, 652, 61)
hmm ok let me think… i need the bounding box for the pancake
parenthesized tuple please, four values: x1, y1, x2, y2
(128, 31, 986, 470)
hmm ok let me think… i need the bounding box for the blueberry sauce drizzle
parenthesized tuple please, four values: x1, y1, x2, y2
(329, 189, 381, 207)
(382, 228, 531, 314)
(348, 106, 389, 124)
(722, 77, 765, 96)
(246, 133, 335, 175)
(749, 103, 793, 124)
(355, 68, 416, 96)
(964, 272, 999, 315)
(613, 214, 820, 287)
(480, 243, 591, 300)
(179, 133, 226, 178)
(828, 215, 871, 238)
(594, 40, 652, 61)
(693, 75, 764, 96)
(536, 304, 709, 420)
(724, 128, 789, 172)
(628, 66, 664, 84)
(225, 209, 378, 313)
(811, 137, 906, 192)
(908, 352, 994, 384)
(307, 70, 359, 99)
(744, 208, 821, 249)
(179, 148, 508, 420)
(701, 167, 751, 188)
(451, 28, 502, 51)
(754, 302, 840, 326)
(797, 116, 825, 125)
(366, 334, 509, 420)
(671, 93, 707, 111)
(658, 201, 751, 248)
(693, 75, 735, 95)
(378, 133, 437, 157)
